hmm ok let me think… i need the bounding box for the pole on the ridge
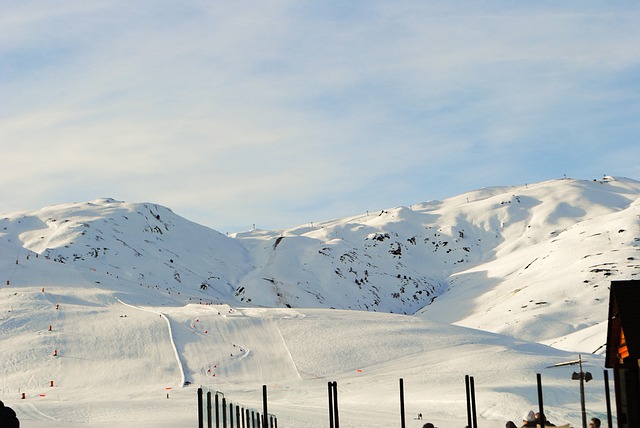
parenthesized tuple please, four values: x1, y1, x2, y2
(399, 378, 406, 428)
(537, 373, 546, 426)
(465, 375, 472, 428)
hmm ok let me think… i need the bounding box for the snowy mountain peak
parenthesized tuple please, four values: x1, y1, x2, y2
(2, 177, 639, 351)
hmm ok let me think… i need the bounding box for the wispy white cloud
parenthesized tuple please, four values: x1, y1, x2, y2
(2, 1, 639, 230)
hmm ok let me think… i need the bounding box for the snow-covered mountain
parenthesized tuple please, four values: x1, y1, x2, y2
(1, 176, 638, 427)
(3, 177, 638, 350)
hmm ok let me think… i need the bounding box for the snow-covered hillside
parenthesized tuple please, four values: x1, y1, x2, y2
(3, 177, 638, 349)
(1, 176, 638, 427)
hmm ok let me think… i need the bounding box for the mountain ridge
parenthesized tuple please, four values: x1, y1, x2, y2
(2, 176, 639, 354)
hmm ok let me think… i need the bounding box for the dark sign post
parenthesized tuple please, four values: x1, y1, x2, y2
(547, 355, 592, 428)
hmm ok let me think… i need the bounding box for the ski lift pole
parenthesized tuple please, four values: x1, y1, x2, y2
(547, 354, 592, 428)
(578, 356, 587, 428)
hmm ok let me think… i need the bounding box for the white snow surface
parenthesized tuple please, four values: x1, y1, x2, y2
(1, 177, 639, 427)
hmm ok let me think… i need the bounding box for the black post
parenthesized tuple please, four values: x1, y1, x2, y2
(246, 409, 250, 428)
(222, 397, 227, 428)
(537, 373, 546, 426)
(229, 402, 234, 428)
(198, 388, 204, 428)
(332, 381, 340, 428)
(604, 370, 613, 428)
(328, 382, 334, 428)
(400, 378, 406, 428)
(215, 394, 220, 428)
(236, 405, 241, 428)
(208, 391, 213, 428)
(251, 410, 255, 428)
(470, 376, 478, 428)
(579, 356, 587, 428)
(263, 385, 269, 428)
(256, 412, 261, 428)
(465, 375, 472, 428)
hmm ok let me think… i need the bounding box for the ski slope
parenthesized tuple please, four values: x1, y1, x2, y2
(2, 177, 636, 426)
(0, 284, 611, 427)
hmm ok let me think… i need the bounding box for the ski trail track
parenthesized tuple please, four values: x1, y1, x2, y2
(49, 290, 182, 390)
(161, 304, 301, 387)
(115, 297, 186, 387)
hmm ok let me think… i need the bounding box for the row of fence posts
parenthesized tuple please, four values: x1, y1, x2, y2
(197, 385, 277, 428)
(199, 369, 613, 427)
(333, 370, 613, 428)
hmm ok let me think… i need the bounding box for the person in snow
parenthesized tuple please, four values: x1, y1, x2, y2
(521, 410, 536, 427)
(0, 400, 19, 427)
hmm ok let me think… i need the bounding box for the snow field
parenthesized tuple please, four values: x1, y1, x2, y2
(0, 283, 613, 427)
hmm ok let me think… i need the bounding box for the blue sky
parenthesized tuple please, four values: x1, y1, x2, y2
(2, 1, 639, 232)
